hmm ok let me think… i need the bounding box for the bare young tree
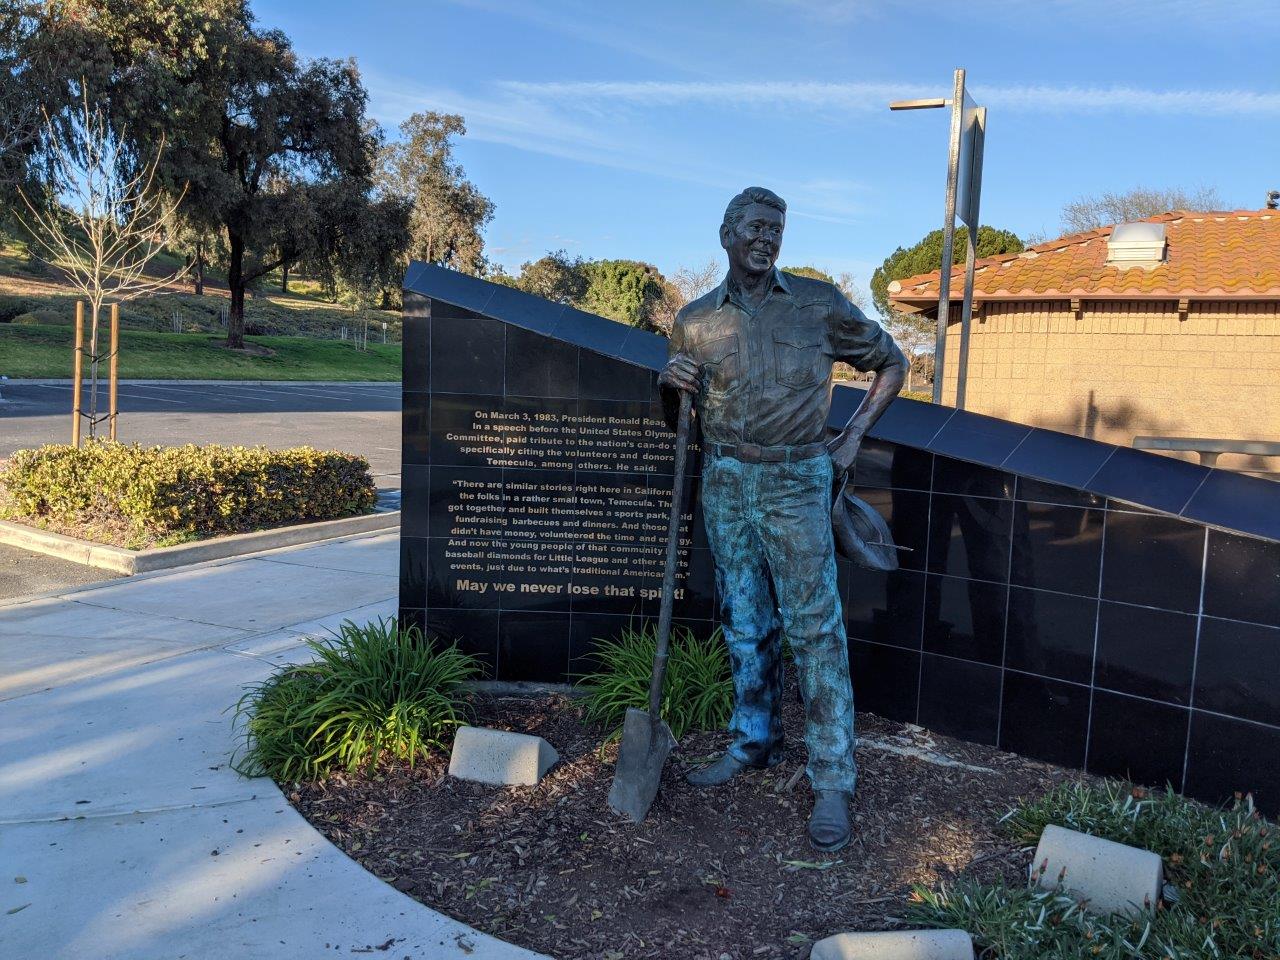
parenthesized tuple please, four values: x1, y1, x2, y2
(1061, 185, 1224, 233)
(16, 93, 188, 439)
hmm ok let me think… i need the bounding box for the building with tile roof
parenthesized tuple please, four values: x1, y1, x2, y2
(887, 210, 1280, 469)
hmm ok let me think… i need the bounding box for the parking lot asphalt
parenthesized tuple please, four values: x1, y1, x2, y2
(0, 380, 402, 600)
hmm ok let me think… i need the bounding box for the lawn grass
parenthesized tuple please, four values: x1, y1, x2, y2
(907, 780, 1278, 959)
(0, 323, 402, 380)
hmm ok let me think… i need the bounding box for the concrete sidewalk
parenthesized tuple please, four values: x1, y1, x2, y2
(0, 532, 542, 960)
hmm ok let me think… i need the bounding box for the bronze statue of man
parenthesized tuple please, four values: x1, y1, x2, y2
(660, 187, 906, 851)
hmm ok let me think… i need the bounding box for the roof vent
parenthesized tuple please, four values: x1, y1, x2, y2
(1106, 221, 1167, 266)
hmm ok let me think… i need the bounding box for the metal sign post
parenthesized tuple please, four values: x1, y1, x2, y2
(890, 69, 988, 409)
(954, 104, 986, 411)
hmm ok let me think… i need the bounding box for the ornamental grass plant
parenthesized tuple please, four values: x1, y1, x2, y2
(232, 618, 482, 781)
(908, 780, 1278, 959)
(577, 622, 733, 743)
(0, 440, 375, 547)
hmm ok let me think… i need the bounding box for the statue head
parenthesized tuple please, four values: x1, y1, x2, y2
(720, 186, 786, 279)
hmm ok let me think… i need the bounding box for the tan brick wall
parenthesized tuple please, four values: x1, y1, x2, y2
(937, 299, 1280, 470)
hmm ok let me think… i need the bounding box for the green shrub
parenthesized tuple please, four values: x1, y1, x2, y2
(12, 308, 70, 326)
(577, 623, 733, 742)
(0, 295, 40, 323)
(0, 441, 376, 546)
(908, 781, 1279, 959)
(901, 390, 932, 402)
(232, 618, 483, 780)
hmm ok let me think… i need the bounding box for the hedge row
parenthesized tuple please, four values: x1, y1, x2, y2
(0, 442, 376, 543)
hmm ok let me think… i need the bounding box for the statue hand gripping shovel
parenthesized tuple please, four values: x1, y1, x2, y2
(607, 390, 693, 822)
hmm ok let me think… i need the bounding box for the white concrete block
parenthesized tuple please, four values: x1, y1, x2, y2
(810, 930, 974, 960)
(448, 726, 558, 786)
(1032, 824, 1163, 916)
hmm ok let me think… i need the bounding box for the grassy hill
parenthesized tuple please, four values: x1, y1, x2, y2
(0, 232, 403, 380)
(1, 324, 401, 380)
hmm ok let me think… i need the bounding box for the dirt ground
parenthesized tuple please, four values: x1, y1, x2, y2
(290, 687, 1081, 960)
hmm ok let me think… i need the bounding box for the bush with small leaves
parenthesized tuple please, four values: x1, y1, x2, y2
(0, 440, 376, 546)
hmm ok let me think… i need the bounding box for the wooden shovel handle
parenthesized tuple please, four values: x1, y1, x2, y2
(647, 389, 693, 718)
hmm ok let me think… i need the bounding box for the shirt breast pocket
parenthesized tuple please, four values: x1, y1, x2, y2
(772, 326, 825, 389)
(699, 334, 740, 392)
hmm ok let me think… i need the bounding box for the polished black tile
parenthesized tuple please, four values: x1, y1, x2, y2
(426, 537, 499, 610)
(1087, 447, 1209, 515)
(481, 282, 566, 335)
(1087, 690, 1188, 791)
(402, 307, 430, 390)
(1095, 601, 1197, 705)
(426, 465, 502, 540)
(1009, 501, 1104, 597)
(504, 325, 579, 398)
(399, 536, 429, 608)
(849, 640, 920, 724)
(852, 487, 930, 572)
(1185, 712, 1280, 815)
(497, 611, 572, 682)
(1014, 475, 1105, 509)
(672, 547, 717, 621)
(827, 382, 865, 430)
(404, 262, 496, 315)
(923, 574, 1008, 664)
(999, 672, 1090, 769)
(578, 351, 655, 402)
(429, 394, 506, 468)
(1203, 530, 1280, 628)
(926, 494, 1013, 582)
(398, 605, 426, 639)
(568, 613, 634, 679)
(1100, 511, 1206, 614)
(426, 608, 499, 677)
(1194, 617, 1280, 727)
(844, 568, 925, 649)
(402, 391, 430, 466)
(1002, 428, 1117, 489)
(1181, 470, 1280, 543)
(867, 394, 956, 449)
(618, 328, 669, 371)
(853, 439, 933, 492)
(553, 306, 629, 357)
(431, 315, 506, 395)
(918, 654, 1001, 744)
(1004, 587, 1097, 684)
(401, 465, 430, 538)
(500, 395, 579, 469)
(929, 409, 1034, 468)
(932, 456, 1015, 499)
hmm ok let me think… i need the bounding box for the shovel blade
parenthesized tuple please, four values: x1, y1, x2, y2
(607, 707, 677, 823)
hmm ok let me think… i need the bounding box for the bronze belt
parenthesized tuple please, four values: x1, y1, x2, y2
(707, 440, 828, 464)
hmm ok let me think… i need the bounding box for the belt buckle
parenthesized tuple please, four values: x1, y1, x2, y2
(739, 442, 762, 462)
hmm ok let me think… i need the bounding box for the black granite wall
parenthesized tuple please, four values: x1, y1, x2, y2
(400, 263, 1280, 814)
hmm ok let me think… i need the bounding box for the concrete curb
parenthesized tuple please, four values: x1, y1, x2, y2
(0, 510, 400, 575)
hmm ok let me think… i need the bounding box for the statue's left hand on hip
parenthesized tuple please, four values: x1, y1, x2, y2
(826, 428, 863, 478)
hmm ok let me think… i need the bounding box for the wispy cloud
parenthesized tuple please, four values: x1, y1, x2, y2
(364, 73, 871, 224)
(498, 79, 1280, 116)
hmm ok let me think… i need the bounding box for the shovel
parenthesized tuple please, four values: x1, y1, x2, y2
(607, 389, 694, 822)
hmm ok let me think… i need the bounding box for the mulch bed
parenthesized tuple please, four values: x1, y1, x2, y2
(289, 685, 1083, 960)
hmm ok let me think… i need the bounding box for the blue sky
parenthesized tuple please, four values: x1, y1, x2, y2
(257, 0, 1277, 309)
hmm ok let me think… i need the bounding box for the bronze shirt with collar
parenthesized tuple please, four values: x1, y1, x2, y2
(667, 269, 902, 447)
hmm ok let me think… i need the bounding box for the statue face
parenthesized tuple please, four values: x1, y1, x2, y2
(720, 202, 784, 277)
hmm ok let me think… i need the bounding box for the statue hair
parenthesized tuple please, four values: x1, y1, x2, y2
(722, 187, 786, 230)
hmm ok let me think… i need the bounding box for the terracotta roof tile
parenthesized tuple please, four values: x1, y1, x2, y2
(887, 210, 1280, 305)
